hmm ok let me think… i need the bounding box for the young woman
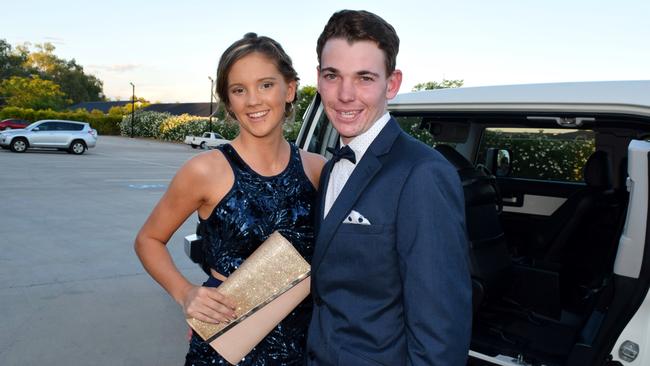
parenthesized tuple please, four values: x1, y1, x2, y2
(134, 33, 325, 365)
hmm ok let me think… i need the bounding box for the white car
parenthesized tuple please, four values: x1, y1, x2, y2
(296, 80, 650, 366)
(184, 132, 229, 149)
(0, 119, 98, 155)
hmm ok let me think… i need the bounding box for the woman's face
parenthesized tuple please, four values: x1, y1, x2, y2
(227, 52, 296, 139)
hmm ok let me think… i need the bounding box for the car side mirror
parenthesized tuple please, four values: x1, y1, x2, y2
(485, 148, 512, 177)
(496, 150, 512, 177)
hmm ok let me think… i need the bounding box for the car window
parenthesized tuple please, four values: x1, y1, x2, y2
(392, 115, 461, 147)
(477, 127, 596, 182)
(37, 122, 53, 131)
(215, 133, 224, 139)
(305, 108, 336, 155)
(63, 123, 84, 131)
(53, 122, 68, 131)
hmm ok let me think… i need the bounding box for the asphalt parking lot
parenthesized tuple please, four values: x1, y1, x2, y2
(0, 136, 209, 365)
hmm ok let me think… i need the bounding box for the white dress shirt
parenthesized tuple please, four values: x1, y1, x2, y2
(323, 112, 392, 217)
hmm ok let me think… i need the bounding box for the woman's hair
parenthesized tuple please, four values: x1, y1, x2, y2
(216, 33, 299, 120)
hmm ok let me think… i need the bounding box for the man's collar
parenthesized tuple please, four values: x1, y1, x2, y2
(340, 112, 391, 161)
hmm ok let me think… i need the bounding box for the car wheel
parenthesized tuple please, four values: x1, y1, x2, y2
(69, 140, 87, 155)
(200, 142, 206, 149)
(10, 138, 28, 153)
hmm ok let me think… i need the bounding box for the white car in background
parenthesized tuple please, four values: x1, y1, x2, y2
(184, 132, 229, 149)
(0, 119, 97, 155)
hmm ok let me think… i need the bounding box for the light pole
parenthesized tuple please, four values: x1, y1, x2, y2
(208, 76, 214, 133)
(129, 82, 135, 138)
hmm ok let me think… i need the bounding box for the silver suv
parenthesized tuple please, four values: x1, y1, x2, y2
(0, 119, 98, 155)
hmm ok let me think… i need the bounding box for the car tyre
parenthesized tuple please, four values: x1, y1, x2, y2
(200, 141, 206, 149)
(69, 140, 87, 155)
(10, 137, 28, 153)
(3, 126, 11, 130)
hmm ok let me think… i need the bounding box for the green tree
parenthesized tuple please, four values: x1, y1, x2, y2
(0, 75, 69, 110)
(295, 85, 317, 122)
(412, 79, 464, 91)
(0, 40, 30, 81)
(25, 43, 104, 105)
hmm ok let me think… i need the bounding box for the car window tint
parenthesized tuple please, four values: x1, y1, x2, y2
(306, 110, 333, 154)
(393, 115, 458, 147)
(37, 122, 53, 131)
(477, 127, 595, 182)
(66, 123, 84, 131)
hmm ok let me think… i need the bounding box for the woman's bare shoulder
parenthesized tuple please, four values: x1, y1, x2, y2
(299, 149, 326, 188)
(172, 149, 231, 191)
(182, 149, 229, 175)
(299, 150, 326, 168)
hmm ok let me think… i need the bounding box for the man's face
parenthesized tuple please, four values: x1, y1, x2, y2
(317, 38, 402, 144)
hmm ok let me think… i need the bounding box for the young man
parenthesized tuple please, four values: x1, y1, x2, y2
(307, 10, 472, 365)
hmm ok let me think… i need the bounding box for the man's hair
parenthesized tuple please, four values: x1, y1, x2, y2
(316, 10, 400, 75)
(216, 32, 298, 119)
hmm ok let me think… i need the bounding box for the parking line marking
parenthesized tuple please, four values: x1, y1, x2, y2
(92, 152, 181, 168)
(104, 179, 171, 182)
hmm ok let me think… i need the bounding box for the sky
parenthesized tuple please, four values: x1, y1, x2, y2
(3, 0, 650, 103)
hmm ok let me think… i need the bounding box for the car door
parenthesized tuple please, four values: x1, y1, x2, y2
(56, 122, 83, 147)
(475, 125, 596, 258)
(29, 122, 57, 147)
(607, 139, 650, 366)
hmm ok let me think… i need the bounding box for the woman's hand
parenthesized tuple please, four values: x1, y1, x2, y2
(181, 285, 238, 324)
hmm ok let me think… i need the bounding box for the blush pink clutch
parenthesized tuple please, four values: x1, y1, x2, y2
(186, 231, 311, 364)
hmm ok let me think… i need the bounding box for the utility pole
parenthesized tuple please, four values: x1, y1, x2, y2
(208, 76, 214, 133)
(129, 82, 135, 138)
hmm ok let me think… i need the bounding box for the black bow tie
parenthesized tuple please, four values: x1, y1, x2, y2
(327, 145, 356, 164)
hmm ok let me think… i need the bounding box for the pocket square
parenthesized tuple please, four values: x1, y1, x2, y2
(343, 210, 371, 225)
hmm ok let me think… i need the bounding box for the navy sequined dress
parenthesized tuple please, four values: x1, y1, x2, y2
(185, 143, 316, 366)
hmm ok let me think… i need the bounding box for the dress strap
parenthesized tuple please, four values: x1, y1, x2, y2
(216, 144, 246, 177)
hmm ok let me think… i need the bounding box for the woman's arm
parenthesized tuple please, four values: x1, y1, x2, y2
(134, 153, 236, 324)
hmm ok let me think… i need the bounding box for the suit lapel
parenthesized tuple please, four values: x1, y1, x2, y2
(314, 159, 334, 235)
(312, 118, 402, 273)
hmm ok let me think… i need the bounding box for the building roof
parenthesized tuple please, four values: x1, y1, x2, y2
(68, 101, 131, 113)
(142, 103, 214, 117)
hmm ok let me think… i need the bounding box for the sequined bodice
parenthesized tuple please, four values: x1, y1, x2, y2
(198, 143, 316, 277)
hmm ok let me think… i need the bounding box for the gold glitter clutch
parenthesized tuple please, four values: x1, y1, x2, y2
(186, 231, 311, 364)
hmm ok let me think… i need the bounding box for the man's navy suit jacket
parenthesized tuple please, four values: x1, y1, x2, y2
(306, 118, 472, 366)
